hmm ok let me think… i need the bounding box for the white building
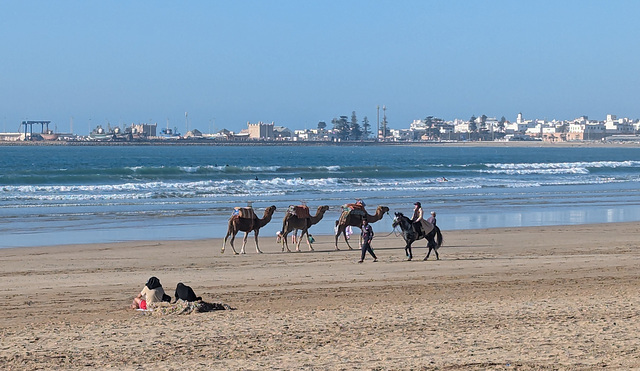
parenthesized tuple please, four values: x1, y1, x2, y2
(604, 114, 635, 134)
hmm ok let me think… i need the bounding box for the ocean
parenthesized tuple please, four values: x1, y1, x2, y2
(2, 144, 640, 248)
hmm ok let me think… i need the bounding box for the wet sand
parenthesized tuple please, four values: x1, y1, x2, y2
(1, 223, 640, 370)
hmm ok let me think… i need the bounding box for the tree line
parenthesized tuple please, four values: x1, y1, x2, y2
(321, 111, 372, 141)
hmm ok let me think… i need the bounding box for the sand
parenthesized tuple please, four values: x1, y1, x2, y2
(1, 223, 640, 370)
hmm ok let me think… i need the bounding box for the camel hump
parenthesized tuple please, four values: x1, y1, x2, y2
(232, 207, 256, 219)
(287, 205, 310, 218)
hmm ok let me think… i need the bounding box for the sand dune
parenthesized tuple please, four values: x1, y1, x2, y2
(1, 223, 640, 369)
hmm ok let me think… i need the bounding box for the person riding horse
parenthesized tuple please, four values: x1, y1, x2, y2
(392, 212, 443, 261)
(411, 202, 433, 237)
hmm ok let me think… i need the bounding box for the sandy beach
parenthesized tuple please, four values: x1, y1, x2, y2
(1, 223, 640, 370)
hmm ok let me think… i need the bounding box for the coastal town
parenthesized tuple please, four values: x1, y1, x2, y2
(1, 112, 639, 143)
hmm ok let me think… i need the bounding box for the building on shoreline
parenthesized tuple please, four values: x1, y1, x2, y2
(247, 121, 274, 140)
(2, 113, 640, 144)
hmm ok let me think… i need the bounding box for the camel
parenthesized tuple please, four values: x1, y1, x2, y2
(222, 205, 276, 255)
(280, 205, 329, 252)
(334, 205, 389, 250)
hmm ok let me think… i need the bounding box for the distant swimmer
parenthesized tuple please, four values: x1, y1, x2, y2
(438, 177, 448, 182)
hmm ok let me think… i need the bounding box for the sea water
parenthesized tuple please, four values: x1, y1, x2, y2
(2, 144, 640, 248)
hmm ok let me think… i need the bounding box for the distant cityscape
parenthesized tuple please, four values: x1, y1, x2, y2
(2, 112, 640, 143)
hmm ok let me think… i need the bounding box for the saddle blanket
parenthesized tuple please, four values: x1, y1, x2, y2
(338, 206, 366, 225)
(232, 207, 256, 219)
(342, 203, 366, 216)
(287, 205, 310, 218)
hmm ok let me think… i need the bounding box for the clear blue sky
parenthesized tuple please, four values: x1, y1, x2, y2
(1, 1, 639, 134)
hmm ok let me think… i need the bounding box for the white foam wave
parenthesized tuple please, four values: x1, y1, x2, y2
(486, 160, 640, 171)
(482, 168, 589, 175)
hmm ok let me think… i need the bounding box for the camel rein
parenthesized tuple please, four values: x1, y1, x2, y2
(374, 212, 400, 238)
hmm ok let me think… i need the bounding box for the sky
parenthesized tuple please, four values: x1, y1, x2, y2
(1, 1, 639, 135)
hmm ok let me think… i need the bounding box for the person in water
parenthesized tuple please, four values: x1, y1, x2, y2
(131, 276, 167, 310)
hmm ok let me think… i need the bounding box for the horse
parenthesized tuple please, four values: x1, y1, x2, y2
(392, 212, 443, 261)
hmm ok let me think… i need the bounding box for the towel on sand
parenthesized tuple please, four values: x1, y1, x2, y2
(140, 300, 232, 316)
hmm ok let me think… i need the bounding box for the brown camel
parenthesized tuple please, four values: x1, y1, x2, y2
(334, 205, 389, 250)
(280, 205, 329, 252)
(222, 205, 276, 255)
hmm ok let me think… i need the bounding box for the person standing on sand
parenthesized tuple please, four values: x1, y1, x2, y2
(358, 218, 377, 263)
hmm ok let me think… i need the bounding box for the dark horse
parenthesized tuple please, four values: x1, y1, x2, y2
(392, 212, 443, 261)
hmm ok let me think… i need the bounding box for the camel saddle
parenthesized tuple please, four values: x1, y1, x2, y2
(338, 204, 367, 225)
(232, 207, 256, 219)
(341, 203, 367, 217)
(287, 205, 310, 219)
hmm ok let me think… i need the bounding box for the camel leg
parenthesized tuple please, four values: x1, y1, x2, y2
(228, 233, 239, 255)
(254, 230, 263, 253)
(334, 224, 342, 251)
(297, 229, 312, 252)
(296, 229, 307, 252)
(281, 231, 292, 252)
(240, 232, 249, 254)
(303, 229, 314, 251)
(222, 232, 230, 254)
(343, 229, 353, 250)
(282, 224, 292, 252)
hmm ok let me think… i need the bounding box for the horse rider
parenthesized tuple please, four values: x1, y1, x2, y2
(411, 202, 424, 235)
(412, 202, 434, 237)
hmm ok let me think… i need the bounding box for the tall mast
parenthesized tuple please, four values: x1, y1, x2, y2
(376, 105, 380, 142)
(382, 105, 387, 140)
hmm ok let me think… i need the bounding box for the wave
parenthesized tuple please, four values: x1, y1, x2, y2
(1, 174, 626, 205)
(483, 160, 640, 175)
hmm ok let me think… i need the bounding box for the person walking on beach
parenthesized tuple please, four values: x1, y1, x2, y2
(358, 218, 377, 263)
(426, 211, 438, 251)
(427, 211, 436, 227)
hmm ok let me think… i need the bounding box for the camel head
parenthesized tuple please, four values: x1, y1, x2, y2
(264, 205, 277, 216)
(377, 206, 390, 215)
(317, 205, 330, 214)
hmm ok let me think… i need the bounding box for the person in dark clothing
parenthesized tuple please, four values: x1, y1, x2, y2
(426, 211, 436, 227)
(173, 282, 202, 302)
(358, 218, 377, 263)
(426, 211, 437, 250)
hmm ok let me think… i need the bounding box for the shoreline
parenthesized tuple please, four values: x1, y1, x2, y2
(5, 213, 640, 249)
(2, 139, 640, 147)
(2, 222, 640, 368)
